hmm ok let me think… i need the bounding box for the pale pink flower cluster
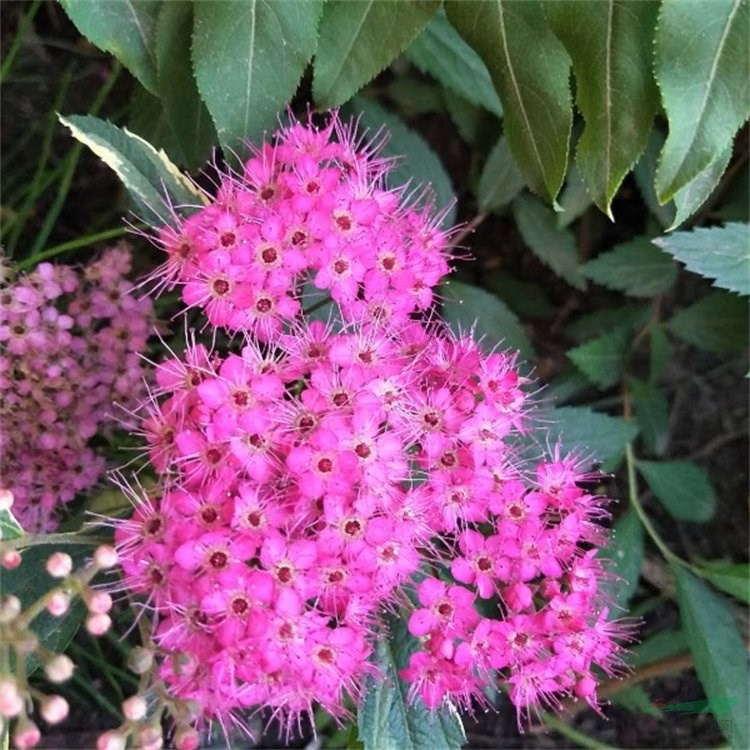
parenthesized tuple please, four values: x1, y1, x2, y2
(0, 246, 152, 531)
(114, 114, 626, 735)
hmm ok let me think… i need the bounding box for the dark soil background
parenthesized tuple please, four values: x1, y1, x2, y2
(3, 3, 747, 749)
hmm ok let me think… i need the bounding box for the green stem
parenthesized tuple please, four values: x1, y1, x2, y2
(0, 0, 43, 85)
(538, 711, 618, 750)
(15, 226, 130, 271)
(69, 668, 123, 721)
(303, 295, 333, 316)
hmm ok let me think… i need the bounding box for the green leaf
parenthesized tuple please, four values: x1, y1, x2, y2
(673, 565, 750, 749)
(565, 304, 650, 343)
(446, 0, 572, 203)
(513, 193, 585, 289)
(441, 280, 533, 362)
(580, 237, 678, 297)
(193, 0, 324, 156)
(128, 85, 187, 166)
(546, 1, 659, 216)
(443, 91, 485, 146)
(653, 223, 750, 297)
(568, 326, 632, 390)
(542, 368, 593, 405)
(630, 377, 670, 456)
(599, 510, 644, 611)
(387, 78, 444, 117)
(348, 97, 456, 224)
(155, 1, 216, 169)
(543, 405, 639, 466)
(634, 130, 677, 229)
(611, 686, 663, 718)
(406, 10, 502, 116)
(4, 544, 89, 672)
(477, 137, 525, 213)
(697, 562, 750, 604)
(358, 616, 465, 750)
(654, 0, 750, 202)
(649, 325, 671, 382)
(667, 291, 749, 354)
(637, 460, 717, 522)
(59, 114, 204, 226)
(486, 272, 555, 321)
(0, 508, 24, 541)
(630, 629, 689, 668)
(557, 166, 593, 229)
(670, 146, 733, 230)
(313, 0, 440, 109)
(60, 0, 160, 93)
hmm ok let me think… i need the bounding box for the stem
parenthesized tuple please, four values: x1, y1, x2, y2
(535, 710, 617, 750)
(15, 226, 130, 271)
(303, 295, 333, 316)
(0, 0, 43, 85)
(447, 213, 487, 252)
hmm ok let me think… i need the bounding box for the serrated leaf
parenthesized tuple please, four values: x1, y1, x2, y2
(4, 544, 89, 672)
(348, 97, 456, 225)
(155, 1, 216, 169)
(513, 193, 585, 289)
(568, 326, 632, 389)
(313, 0, 440, 109)
(441, 280, 533, 362)
(193, 0, 324, 156)
(630, 377, 670, 456)
(653, 223, 750, 297)
(387, 79, 444, 117)
(542, 368, 593, 405)
(654, 0, 750, 202)
(580, 238, 678, 297)
(557, 166, 593, 228)
(406, 9, 502, 117)
(477, 137, 525, 213)
(565, 304, 650, 342)
(673, 566, 750, 749)
(630, 629, 689, 668)
(443, 91, 485, 146)
(670, 146, 733, 230)
(358, 616, 465, 750)
(546, 1, 659, 216)
(637, 460, 717, 522)
(446, 0, 572, 203)
(486, 272, 555, 321)
(542, 406, 639, 466)
(599, 510, 644, 611)
(59, 114, 203, 226)
(60, 0, 160, 93)
(667, 291, 749, 354)
(697, 562, 750, 604)
(0, 508, 24, 541)
(634, 130, 677, 229)
(128, 84, 187, 166)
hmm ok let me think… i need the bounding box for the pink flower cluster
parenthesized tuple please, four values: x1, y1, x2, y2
(113, 114, 626, 735)
(153, 117, 450, 338)
(0, 246, 152, 531)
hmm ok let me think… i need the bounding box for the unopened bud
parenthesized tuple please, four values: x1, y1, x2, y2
(94, 545, 118, 569)
(136, 726, 162, 750)
(86, 613, 111, 636)
(126, 646, 153, 675)
(0, 594, 21, 623)
(47, 591, 71, 617)
(0, 488, 14, 510)
(0, 678, 23, 718)
(12, 718, 41, 749)
(16, 631, 39, 654)
(96, 730, 127, 750)
(2, 549, 22, 570)
(44, 654, 75, 683)
(122, 694, 147, 721)
(87, 591, 113, 615)
(174, 727, 200, 750)
(40, 694, 69, 724)
(46, 552, 73, 578)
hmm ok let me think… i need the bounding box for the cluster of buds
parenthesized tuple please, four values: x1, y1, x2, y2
(0, 245, 153, 532)
(106, 112, 629, 742)
(0, 538, 118, 749)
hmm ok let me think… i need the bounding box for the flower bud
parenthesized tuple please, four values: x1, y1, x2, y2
(16, 631, 39, 654)
(96, 730, 127, 750)
(135, 726, 162, 750)
(126, 646, 153, 675)
(40, 694, 69, 724)
(44, 654, 75, 683)
(174, 727, 200, 750)
(86, 613, 112, 636)
(0, 678, 24, 718)
(94, 545, 118, 569)
(122, 694, 147, 721)
(0, 488, 14, 510)
(2, 549, 22, 570)
(87, 591, 113, 614)
(46, 552, 73, 578)
(47, 591, 71, 617)
(12, 718, 41, 749)
(0, 594, 21, 624)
